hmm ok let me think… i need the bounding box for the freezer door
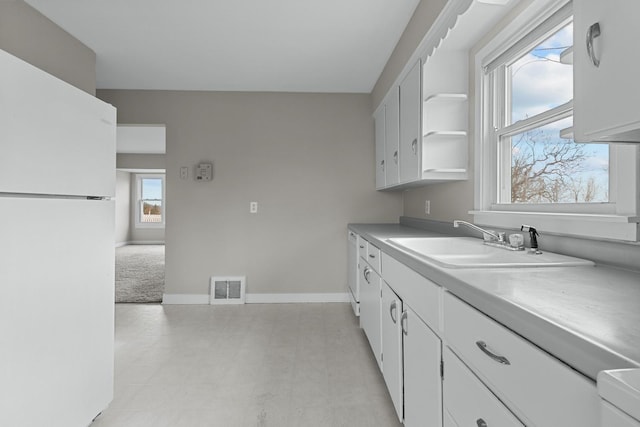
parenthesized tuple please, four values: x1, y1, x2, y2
(0, 197, 115, 427)
(0, 49, 116, 197)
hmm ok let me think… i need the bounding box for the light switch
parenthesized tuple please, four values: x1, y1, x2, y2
(250, 202, 258, 213)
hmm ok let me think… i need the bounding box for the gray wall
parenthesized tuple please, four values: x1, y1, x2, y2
(97, 90, 403, 296)
(371, 0, 447, 109)
(0, 0, 96, 94)
(117, 154, 166, 170)
(115, 171, 132, 245)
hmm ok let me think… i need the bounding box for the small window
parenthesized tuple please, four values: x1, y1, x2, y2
(136, 174, 165, 228)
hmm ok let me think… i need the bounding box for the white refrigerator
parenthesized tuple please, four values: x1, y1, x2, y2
(0, 49, 116, 426)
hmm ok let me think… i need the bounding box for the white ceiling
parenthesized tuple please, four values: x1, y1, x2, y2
(25, 0, 420, 93)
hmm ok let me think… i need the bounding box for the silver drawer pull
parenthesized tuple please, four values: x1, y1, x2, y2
(400, 310, 408, 336)
(369, 254, 376, 259)
(389, 300, 397, 323)
(476, 341, 511, 365)
(477, 419, 488, 427)
(586, 22, 601, 67)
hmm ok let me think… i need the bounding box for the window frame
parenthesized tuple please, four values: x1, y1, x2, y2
(135, 173, 166, 229)
(473, 0, 639, 241)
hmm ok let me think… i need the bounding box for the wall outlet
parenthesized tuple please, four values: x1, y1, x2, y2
(425, 200, 431, 215)
(250, 202, 258, 213)
(180, 166, 188, 180)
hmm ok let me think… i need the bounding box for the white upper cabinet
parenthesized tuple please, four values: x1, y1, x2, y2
(384, 88, 400, 187)
(374, 105, 386, 189)
(0, 49, 116, 197)
(399, 60, 422, 184)
(574, 0, 640, 142)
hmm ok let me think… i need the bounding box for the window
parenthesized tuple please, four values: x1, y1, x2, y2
(136, 174, 165, 228)
(474, 0, 638, 241)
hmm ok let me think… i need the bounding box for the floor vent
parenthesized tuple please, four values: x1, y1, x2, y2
(210, 276, 246, 305)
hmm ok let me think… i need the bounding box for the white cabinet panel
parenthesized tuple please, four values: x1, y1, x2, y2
(443, 346, 524, 427)
(381, 282, 403, 422)
(574, 0, 640, 142)
(347, 231, 359, 316)
(382, 252, 441, 334)
(384, 88, 400, 186)
(444, 291, 600, 427)
(399, 60, 422, 183)
(360, 259, 382, 370)
(403, 306, 442, 427)
(0, 197, 114, 427)
(0, 49, 116, 197)
(374, 105, 386, 189)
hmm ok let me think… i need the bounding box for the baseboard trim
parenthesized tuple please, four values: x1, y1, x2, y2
(245, 293, 350, 304)
(162, 293, 350, 305)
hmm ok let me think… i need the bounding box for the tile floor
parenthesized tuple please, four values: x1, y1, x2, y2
(92, 303, 402, 427)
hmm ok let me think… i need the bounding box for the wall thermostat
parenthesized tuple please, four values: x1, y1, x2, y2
(196, 163, 213, 181)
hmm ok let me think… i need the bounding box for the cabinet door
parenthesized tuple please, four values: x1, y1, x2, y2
(403, 306, 442, 427)
(0, 49, 116, 197)
(443, 347, 524, 427)
(374, 105, 386, 189)
(574, 0, 640, 142)
(399, 60, 422, 183)
(381, 282, 403, 422)
(360, 261, 382, 370)
(347, 231, 359, 316)
(385, 88, 400, 186)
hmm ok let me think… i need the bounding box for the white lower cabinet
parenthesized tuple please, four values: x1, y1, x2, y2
(353, 244, 605, 427)
(381, 282, 404, 421)
(403, 306, 442, 427)
(443, 346, 524, 427)
(443, 291, 600, 427)
(360, 259, 382, 371)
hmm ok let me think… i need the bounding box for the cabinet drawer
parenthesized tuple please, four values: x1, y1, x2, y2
(443, 291, 599, 427)
(381, 252, 441, 334)
(366, 243, 382, 273)
(443, 346, 523, 427)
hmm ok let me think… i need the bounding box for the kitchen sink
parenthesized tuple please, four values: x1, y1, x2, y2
(385, 237, 594, 268)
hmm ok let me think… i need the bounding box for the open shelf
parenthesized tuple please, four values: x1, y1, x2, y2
(423, 168, 466, 173)
(560, 46, 573, 65)
(424, 130, 468, 139)
(560, 126, 574, 139)
(424, 93, 468, 103)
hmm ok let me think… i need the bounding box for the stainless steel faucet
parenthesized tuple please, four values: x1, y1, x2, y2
(453, 220, 504, 242)
(453, 220, 525, 251)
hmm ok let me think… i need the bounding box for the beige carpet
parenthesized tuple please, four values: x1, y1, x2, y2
(115, 245, 165, 303)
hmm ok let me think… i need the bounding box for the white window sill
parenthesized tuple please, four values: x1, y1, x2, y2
(470, 210, 640, 242)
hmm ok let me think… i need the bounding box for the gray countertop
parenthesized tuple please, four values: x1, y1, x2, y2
(349, 223, 640, 381)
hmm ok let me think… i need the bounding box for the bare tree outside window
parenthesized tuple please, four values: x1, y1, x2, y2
(509, 126, 608, 204)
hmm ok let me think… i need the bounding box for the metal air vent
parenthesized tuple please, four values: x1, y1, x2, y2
(209, 276, 246, 305)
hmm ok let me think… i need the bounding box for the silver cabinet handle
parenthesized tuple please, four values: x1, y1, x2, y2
(363, 267, 371, 283)
(359, 245, 365, 249)
(369, 254, 375, 259)
(393, 150, 398, 164)
(400, 310, 408, 335)
(586, 22, 601, 67)
(476, 341, 511, 365)
(389, 300, 397, 323)
(477, 419, 488, 427)
(411, 138, 417, 154)
(380, 159, 385, 170)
